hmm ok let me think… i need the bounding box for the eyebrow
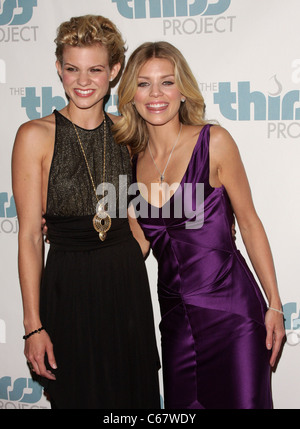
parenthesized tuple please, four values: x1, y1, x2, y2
(137, 74, 175, 79)
(63, 62, 106, 68)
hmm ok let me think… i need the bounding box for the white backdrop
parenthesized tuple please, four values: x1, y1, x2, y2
(0, 0, 299, 409)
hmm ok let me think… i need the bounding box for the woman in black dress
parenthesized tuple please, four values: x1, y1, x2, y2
(12, 15, 160, 409)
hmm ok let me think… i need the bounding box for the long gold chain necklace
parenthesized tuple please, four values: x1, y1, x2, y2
(70, 113, 111, 241)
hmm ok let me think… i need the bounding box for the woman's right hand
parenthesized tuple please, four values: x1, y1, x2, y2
(12, 121, 56, 381)
(24, 330, 57, 380)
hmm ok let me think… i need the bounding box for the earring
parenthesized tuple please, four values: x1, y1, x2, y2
(181, 98, 186, 103)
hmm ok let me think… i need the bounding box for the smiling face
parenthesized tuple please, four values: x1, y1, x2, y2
(133, 57, 184, 127)
(56, 44, 120, 110)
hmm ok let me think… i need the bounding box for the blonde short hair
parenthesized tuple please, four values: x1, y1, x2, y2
(113, 41, 207, 154)
(55, 15, 126, 71)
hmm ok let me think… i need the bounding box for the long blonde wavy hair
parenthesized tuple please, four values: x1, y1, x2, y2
(113, 41, 207, 154)
(55, 15, 126, 72)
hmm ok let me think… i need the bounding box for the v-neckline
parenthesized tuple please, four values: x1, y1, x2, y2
(135, 125, 207, 210)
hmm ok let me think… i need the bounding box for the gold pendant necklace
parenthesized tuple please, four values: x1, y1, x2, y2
(70, 113, 111, 241)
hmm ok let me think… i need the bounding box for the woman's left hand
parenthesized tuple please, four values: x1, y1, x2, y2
(265, 308, 286, 367)
(41, 213, 49, 243)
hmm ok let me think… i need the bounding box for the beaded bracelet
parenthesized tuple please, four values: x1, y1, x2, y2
(268, 307, 284, 315)
(23, 327, 45, 340)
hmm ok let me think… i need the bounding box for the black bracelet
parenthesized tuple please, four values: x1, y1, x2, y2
(23, 327, 45, 340)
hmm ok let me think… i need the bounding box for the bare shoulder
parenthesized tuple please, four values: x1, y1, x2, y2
(209, 125, 240, 160)
(210, 125, 234, 144)
(16, 114, 55, 139)
(14, 114, 55, 155)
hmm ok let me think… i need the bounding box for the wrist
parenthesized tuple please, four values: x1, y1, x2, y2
(268, 306, 284, 316)
(268, 301, 282, 311)
(267, 294, 282, 309)
(23, 318, 42, 334)
(23, 326, 45, 340)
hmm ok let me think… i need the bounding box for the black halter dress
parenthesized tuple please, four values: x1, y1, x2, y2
(39, 110, 160, 409)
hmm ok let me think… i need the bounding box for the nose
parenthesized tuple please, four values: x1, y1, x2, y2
(150, 82, 163, 97)
(77, 71, 91, 86)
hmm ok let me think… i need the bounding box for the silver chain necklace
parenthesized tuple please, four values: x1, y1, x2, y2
(147, 123, 182, 185)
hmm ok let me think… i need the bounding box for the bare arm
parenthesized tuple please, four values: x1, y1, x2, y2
(210, 126, 285, 366)
(12, 121, 56, 379)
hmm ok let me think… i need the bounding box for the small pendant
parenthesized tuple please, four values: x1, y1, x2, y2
(160, 174, 164, 186)
(99, 231, 107, 241)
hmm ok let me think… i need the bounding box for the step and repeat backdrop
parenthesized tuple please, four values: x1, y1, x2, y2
(0, 0, 299, 409)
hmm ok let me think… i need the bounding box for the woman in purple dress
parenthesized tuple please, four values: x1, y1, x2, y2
(113, 41, 285, 409)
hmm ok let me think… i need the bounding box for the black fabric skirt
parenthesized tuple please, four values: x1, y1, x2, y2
(39, 215, 160, 409)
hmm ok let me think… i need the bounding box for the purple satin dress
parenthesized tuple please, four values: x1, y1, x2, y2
(132, 125, 272, 409)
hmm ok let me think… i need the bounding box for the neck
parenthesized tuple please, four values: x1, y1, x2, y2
(148, 121, 183, 155)
(66, 102, 105, 130)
